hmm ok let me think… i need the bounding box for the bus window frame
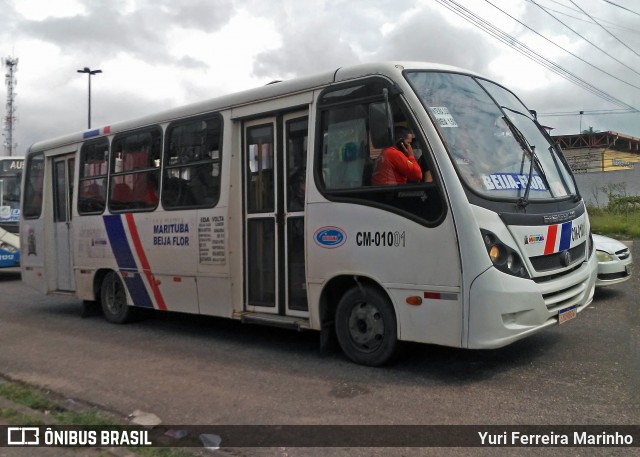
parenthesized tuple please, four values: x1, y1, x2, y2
(108, 126, 162, 213)
(314, 77, 447, 228)
(22, 152, 45, 220)
(77, 137, 109, 215)
(162, 113, 224, 210)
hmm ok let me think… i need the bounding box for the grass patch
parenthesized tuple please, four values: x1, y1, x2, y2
(0, 379, 197, 457)
(0, 407, 45, 425)
(587, 208, 640, 239)
(0, 382, 59, 412)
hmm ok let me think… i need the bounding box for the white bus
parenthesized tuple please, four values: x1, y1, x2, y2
(21, 62, 596, 366)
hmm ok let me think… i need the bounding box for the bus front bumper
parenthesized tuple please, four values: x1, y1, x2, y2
(467, 253, 597, 349)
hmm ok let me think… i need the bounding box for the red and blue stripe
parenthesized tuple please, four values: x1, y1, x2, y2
(543, 221, 572, 255)
(103, 214, 167, 310)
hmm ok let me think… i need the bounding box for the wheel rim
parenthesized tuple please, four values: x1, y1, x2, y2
(346, 301, 385, 353)
(105, 274, 125, 315)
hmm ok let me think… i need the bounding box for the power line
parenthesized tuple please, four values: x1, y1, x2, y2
(529, 0, 640, 78)
(601, 0, 640, 17)
(569, 0, 640, 59)
(539, 109, 638, 117)
(484, 0, 640, 91)
(433, 0, 638, 111)
(527, 0, 640, 35)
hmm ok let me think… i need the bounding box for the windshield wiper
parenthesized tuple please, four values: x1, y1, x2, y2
(499, 107, 550, 208)
(503, 106, 580, 202)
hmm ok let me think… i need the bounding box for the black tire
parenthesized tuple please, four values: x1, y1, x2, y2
(100, 271, 135, 324)
(335, 285, 398, 366)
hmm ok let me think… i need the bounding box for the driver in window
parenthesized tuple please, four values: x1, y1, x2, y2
(371, 127, 423, 185)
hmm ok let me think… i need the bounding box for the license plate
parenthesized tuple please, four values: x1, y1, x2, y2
(625, 265, 632, 275)
(558, 306, 577, 325)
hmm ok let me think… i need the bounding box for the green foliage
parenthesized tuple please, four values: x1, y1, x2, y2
(0, 383, 58, 412)
(0, 380, 198, 457)
(588, 207, 640, 239)
(0, 407, 45, 425)
(587, 182, 640, 238)
(607, 195, 640, 215)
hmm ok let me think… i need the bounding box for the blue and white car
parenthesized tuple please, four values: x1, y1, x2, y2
(593, 234, 633, 287)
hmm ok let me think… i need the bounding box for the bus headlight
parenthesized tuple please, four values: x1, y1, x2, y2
(506, 253, 515, 270)
(481, 229, 529, 279)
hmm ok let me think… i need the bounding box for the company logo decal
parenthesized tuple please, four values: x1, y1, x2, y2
(314, 226, 347, 249)
(524, 234, 545, 245)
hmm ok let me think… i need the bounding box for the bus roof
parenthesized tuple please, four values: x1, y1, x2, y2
(28, 61, 476, 153)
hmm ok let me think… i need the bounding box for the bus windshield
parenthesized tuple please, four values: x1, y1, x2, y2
(405, 71, 576, 201)
(0, 159, 23, 226)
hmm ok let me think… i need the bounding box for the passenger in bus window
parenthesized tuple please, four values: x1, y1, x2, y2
(288, 168, 306, 211)
(371, 127, 423, 185)
(190, 164, 217, 205)
(412, 140, 434, 183)
(145, 174, 159, 206)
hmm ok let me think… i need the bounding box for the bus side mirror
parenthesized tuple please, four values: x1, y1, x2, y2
(369, 102, 393, 149)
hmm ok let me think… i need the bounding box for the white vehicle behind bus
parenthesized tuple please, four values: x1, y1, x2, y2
(21, 62, 597, 366)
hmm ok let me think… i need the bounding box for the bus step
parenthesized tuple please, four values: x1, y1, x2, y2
(238, 312, 309, 330)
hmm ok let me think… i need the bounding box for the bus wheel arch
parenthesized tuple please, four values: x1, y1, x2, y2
(99, 270, 135, 324)
(92, 269, 112, 304)
(319, 275, 399, 366)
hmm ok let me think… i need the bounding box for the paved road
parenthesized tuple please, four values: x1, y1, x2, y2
(0, 242, 638, 457)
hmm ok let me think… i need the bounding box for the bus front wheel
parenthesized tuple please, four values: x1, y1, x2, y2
(100, 271, 134, 324)
(335, 285, 398, 366)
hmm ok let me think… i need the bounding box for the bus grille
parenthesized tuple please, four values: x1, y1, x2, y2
(542, 281, 587, 312)
(529, 242, 586, 272)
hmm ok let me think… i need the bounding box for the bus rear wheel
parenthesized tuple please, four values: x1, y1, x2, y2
(100, 271, 134, 324)
(335, 285, 398, 366)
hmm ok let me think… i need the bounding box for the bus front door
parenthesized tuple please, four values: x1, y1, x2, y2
(243, 113, 309, 317)
(52, 155, 75, 291)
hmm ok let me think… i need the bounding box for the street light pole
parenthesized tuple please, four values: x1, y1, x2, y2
(77, 67, 102, 129)
(579, 110, 584, 134)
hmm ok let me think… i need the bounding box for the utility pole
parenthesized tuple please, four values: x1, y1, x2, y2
(77, 67, 102, 129)
(3, 56, 18, 157)
(579, 110, 584, 134)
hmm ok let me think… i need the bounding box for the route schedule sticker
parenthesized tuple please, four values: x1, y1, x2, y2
(430, 106, 458, 128)
(198, 216, 226, 265)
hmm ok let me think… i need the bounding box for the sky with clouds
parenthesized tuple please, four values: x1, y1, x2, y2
(1, 0, 639, 156)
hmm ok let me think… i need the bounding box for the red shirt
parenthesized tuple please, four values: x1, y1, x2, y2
(371, 146, 423, 185)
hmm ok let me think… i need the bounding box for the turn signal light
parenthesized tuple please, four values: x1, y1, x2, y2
(406, 296, 423, 306)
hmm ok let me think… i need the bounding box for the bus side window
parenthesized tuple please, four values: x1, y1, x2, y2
(109, 128, 161, 212)
(316, 81, 445, 225)
(78, 138, 109, 215)
(319, 106, 368, 190)
(162, 114, 222, 209)
(23, 153, 45, 219)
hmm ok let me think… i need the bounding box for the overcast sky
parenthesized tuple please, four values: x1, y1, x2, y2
(1, 0, 639, 156)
